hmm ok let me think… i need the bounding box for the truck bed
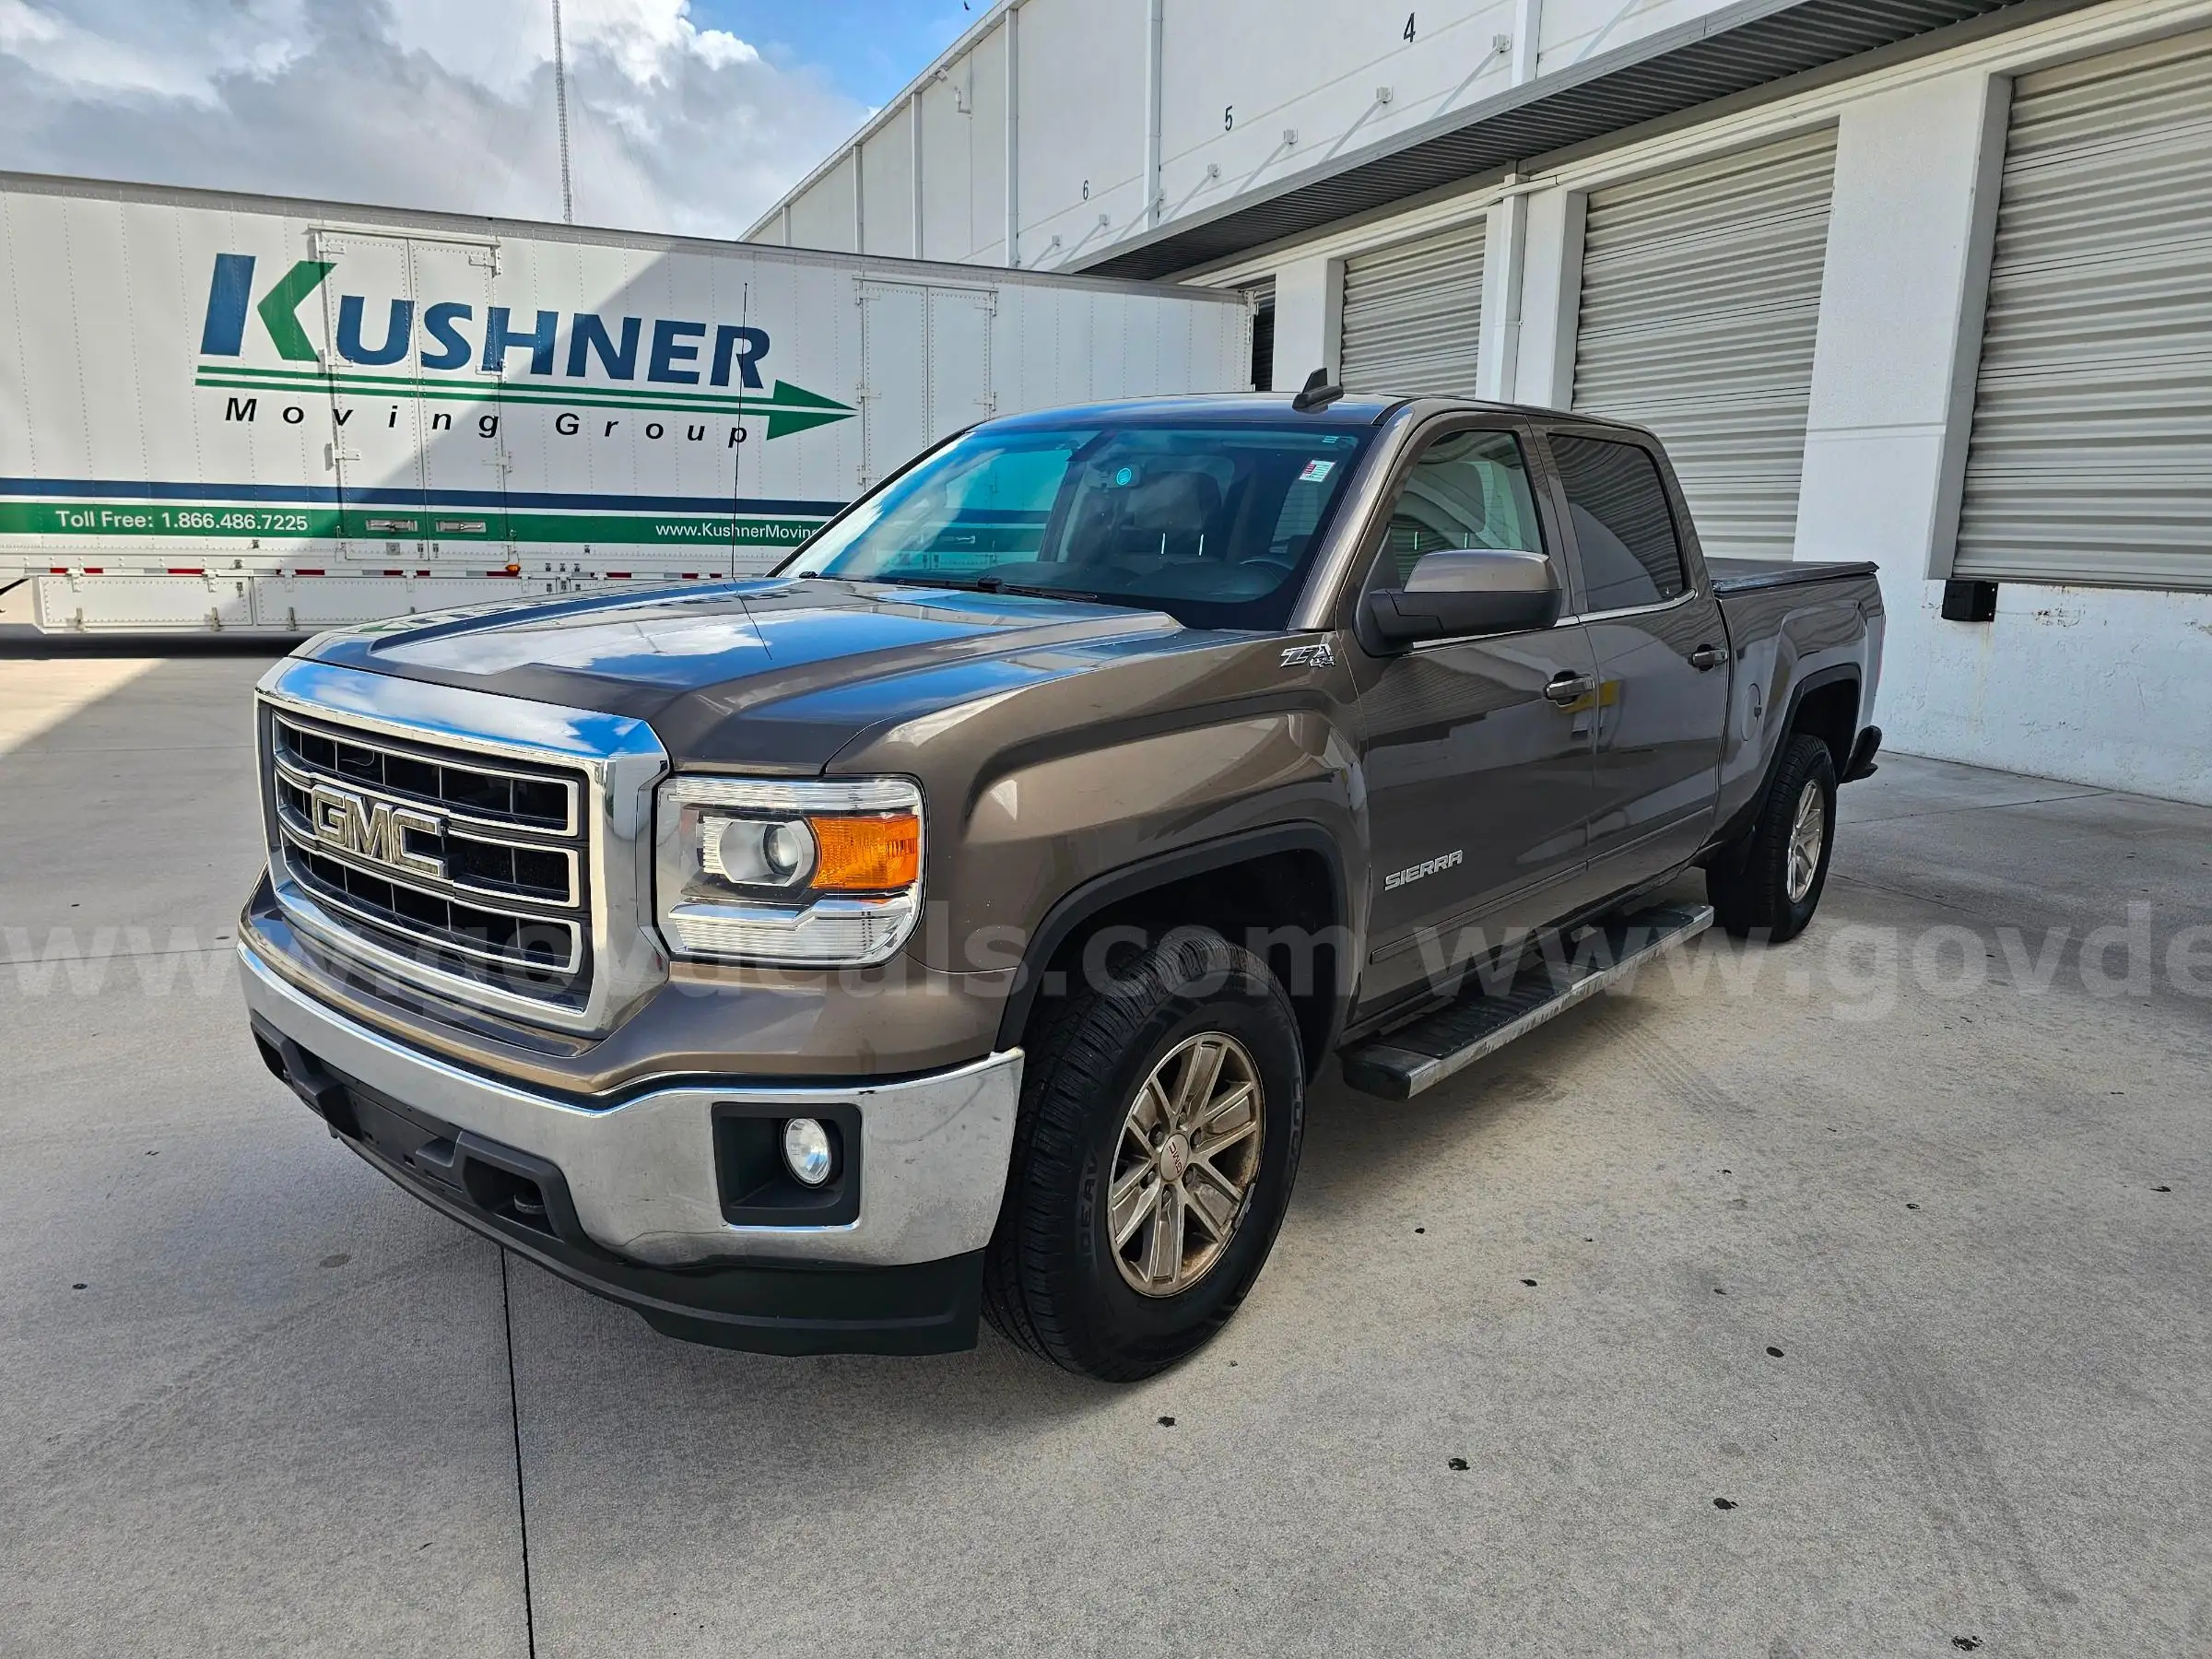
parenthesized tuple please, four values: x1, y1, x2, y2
(1707, 557, 1878, 594)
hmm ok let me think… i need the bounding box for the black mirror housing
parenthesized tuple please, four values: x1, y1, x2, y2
(1368, 585, 1560, 641)
(1364, 548, 1561, 646)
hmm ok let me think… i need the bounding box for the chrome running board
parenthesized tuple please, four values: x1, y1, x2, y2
(1340, 901, 1714, 1100)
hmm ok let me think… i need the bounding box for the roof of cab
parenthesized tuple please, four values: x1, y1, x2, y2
(982, 391, 1404, 429)
(976, 389, 1657, 439)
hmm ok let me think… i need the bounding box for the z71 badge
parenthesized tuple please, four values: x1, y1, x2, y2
(1279, 640, 1335, 670)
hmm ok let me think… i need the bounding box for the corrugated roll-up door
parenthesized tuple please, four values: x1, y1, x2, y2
(1338, 219, 1485, 396)
(1956, 33, 2212, 591)
(1572, 129, 1836, 561)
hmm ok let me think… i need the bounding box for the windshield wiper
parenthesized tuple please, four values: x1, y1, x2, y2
(866, 573, 1100, 603)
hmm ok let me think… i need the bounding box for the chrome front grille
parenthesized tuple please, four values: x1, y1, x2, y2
(273, 717, 578, 833)
(254, 658, 670, 1037)
(266, 711, 594, 1009)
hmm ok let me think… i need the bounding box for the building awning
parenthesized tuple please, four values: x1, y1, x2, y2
(1076, 0, 2082, 281)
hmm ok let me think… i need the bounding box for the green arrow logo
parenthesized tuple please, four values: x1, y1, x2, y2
(762, 380, 854, 439)
(255, 260, 335, 361)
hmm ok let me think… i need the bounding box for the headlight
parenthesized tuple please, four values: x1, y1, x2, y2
(654, 775, 924, 967)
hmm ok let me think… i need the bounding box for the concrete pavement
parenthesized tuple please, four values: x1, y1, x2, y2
(1, 642, 2206, 1656)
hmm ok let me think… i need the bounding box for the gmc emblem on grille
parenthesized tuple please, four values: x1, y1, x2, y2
(309, 782, 446, 881)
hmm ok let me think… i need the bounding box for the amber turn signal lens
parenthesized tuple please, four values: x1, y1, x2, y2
(806, 813, 921, 891)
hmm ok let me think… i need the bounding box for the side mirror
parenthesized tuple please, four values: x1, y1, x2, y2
(1365, 549, 1561, 646)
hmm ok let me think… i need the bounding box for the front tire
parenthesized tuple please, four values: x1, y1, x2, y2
(1708, 732, 1837, 942)
(983, 929, 1306, 1382)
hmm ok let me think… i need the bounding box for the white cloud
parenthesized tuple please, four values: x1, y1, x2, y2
(0, 0, 303, 100)
(0, 0, 865, 237)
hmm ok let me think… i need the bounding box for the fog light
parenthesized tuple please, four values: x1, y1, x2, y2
(782, 1117, 834, 1186)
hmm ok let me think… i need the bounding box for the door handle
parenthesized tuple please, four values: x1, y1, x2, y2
(1689, 642, 1730, 671)
(1544, 671, 1596, 706)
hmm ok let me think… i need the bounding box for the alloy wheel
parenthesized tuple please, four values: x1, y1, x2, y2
(1108, 1032, 1265, 1298)
(1786, 777, 1826, 904)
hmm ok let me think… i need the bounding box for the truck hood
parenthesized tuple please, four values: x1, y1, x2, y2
(301, 577, 1194, 769)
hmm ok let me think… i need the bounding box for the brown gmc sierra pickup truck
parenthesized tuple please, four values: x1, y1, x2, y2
(240, 387, 1884, 1380)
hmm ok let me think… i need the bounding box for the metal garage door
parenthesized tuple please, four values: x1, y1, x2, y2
(1572, 129, 1836, 561)
(1338, 219, 1485, 397)
(1955, 34, 2212, 591)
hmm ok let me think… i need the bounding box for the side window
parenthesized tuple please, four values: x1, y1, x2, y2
(1547, 435, 1688, 612)
(1381, 429, 1547, 586)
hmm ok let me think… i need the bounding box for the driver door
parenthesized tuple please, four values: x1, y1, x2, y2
(1350, 422, 1601, 1010)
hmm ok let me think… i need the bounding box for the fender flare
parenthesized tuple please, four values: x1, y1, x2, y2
(992, 822, 1353, 1059)
(1710, 663, 1863, 862)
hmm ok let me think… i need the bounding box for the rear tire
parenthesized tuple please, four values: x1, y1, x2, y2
(982, 928, 1305, 1382)
(1708, 732, 1837, 943)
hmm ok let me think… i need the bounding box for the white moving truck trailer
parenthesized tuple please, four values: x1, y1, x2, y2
(0, 172, 1253, 634)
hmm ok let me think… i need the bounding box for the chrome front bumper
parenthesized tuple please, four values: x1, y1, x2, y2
(239, 936, 1022, 1270)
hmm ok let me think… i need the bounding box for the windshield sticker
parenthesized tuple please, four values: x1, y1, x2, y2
(1298, 459, 1335, 482)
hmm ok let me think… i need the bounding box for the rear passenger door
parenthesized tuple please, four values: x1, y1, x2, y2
(1542, 429, 1729, 891)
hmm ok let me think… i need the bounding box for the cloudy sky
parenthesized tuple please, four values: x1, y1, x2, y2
(0, 0, 976, 237)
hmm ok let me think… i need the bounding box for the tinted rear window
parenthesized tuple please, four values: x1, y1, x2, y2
(1549, 435, 1688, 611)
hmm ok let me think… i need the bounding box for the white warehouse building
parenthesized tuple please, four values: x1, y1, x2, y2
(747, 0, 2212, 805)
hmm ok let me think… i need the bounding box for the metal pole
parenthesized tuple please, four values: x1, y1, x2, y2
(1143, 0, 1164, 230)
(551, 0, 575, 225)
(1003, 6, 1018, 266)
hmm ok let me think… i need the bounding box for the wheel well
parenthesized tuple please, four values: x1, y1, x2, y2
(1701, 670, 1862, 873)
(1032, 847, 1343, 1077)
(1792, 677, 1860, 775)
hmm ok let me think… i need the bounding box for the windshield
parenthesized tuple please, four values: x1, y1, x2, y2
(785, 420, 1374, 629)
